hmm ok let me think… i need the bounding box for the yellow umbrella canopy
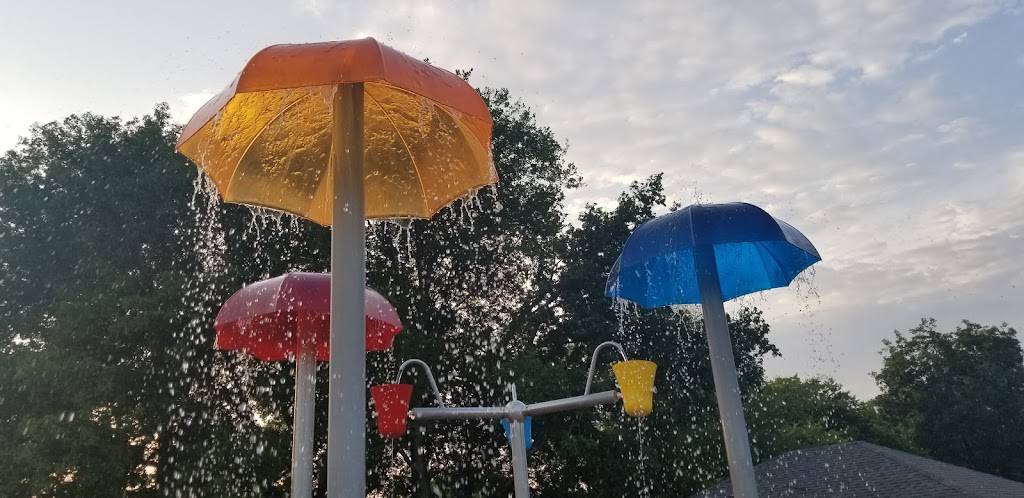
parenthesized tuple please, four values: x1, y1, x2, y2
(176, 38, 496, 224)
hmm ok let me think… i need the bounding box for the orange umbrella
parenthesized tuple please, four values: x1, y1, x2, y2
(176, 38, 494, 498)
(176, 38, 496, 223)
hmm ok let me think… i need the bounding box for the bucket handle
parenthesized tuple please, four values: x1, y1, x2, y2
(396, 359, 446, 407)
(584, 341, 628, 395)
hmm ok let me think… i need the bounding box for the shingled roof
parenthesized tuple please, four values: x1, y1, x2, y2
(691, 441, 1024, 497)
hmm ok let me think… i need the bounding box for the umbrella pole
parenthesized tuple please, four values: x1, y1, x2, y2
(411, 423, 429, 498)
(327, 82, 366, 498)
(292, 321, 316, 498)
(509, 415, 531, 498)
(693, 244, 759, 498)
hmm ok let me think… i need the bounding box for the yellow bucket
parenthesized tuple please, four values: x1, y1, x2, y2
(613, 360, 657, 417)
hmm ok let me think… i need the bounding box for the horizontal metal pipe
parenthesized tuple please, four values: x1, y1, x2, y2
(410, 406, 509, 421)
(410, 390, 620, 421)
(524, 390, 620, 416)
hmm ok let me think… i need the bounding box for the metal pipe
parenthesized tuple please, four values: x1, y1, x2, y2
(290, 327, 316, 498)
(410, 406, 509, 421)
(584, 341, 628, 395)
(406, 381, 622, 497)
(410, 423, 428, 498)
(327, 82, 366, 498)
(507, 401, 531, 498)
(524, 390, 620, 417)
(694, 243, 758, 498)
(396, 359, 446, 407)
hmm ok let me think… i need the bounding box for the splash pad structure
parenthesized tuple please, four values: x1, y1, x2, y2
(606, 202, 821, 498)
(174, 36, 824, 498)
(371, 342, 657, 498)
(177, 38, 496, 497)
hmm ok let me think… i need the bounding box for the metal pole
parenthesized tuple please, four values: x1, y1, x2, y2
(411, 424, 429, 498)
(328, 82, 366, 498)
(524, 391, 620, 416)
(507, 400, 530, 498)
(291, 323, 316, 498)
(410, 391, 621, 421)
(411, 406, 509, 421)
(693, 244, 758, 498)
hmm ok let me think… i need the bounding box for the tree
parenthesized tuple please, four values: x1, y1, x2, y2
(748, 376, 914, 461)
(358, 86, 584, 496)
(0, 107, 293, 497)
(874, 318, 1024, 481)
(751, 376, 860, 458)
(0, 107, 197, 496)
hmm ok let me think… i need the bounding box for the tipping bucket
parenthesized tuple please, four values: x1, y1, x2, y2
(370, 383, 414, 437)
(612, 360, 657, 417)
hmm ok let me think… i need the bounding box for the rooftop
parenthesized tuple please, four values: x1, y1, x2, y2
(692, 441, 1024, 497)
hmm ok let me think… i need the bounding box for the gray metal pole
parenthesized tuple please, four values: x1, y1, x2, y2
(507, 400, 530, 498)
(524, 391, 620, 416)
(411, 406, 509, 421)
(327, 82, 366, 498)
(411, 424, 429, 498)
(291, 331, 316, 498)
(693, 244, 759, 498)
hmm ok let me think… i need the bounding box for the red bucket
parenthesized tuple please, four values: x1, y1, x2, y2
(370, 383, 414, 437)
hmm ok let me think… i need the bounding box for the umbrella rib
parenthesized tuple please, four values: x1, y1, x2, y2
(225, 93, 309, 197)
(754, 240, 786, 285)
(363, 90, 430, 212)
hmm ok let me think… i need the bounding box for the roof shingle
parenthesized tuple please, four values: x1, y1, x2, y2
(691, 441, 1024, 497)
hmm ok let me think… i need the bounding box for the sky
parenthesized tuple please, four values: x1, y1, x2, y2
(2, 0, 1023, 398)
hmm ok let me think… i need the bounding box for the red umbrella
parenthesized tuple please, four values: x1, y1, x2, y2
(213, 272, 402, 497)
(214, 272, 402, 360)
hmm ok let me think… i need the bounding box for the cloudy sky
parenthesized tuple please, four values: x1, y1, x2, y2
(2, 0, 1022, 397)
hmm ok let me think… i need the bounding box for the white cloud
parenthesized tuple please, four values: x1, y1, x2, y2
(170, 90, 219, 126)
(776, 66, 835, 86)
(1009, 148, 1024, 188)
(936, 116, 982, 143)
(291, 0, 329, 18)
(878, 75, 944, 124)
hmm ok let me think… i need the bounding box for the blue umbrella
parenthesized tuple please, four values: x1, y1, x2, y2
(605, 202, 820, 498)
(606, 202, 819, 307)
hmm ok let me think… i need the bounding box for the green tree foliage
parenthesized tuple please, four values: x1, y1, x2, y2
(749, 376, 914, 461)
(0, 107, 293, 497)
(873, 319, 1024, 481)
(752, 376, 860, 457)
(356, 86, 586, 496)
(0, 108, 194, 496)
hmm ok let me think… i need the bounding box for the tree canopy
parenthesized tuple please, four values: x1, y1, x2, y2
(874, 319, 1024, 481)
